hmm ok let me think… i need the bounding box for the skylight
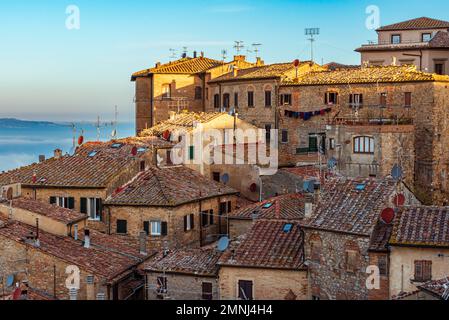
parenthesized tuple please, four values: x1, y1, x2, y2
(356, 183, 366, 191)
(137, 147, 147, 153)
(111, 143, 123, 149)
(263, 203, 273, 209)
(283, 224, 293, 233)
(88, 151, 98, 157)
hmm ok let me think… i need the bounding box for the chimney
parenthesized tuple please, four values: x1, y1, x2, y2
(139, 231, 147, 255)
(256, 57, 264, 67)
(34, 218, 40, 247)
(181, 53, 187, 59)
(193, 51, 197, 58)
(233, 66, 239, 77)
(200, 51, 204, 58)
(69, 288, 78, 301)
(74, 224, 79, 241)
(155, 62, 161, 68)
(39, 155, 46, 163)
(54, 149, 62, 159)
(84, 229, 90, 249)
(304, 202, 314, 218)
(234, 55, 245, 62)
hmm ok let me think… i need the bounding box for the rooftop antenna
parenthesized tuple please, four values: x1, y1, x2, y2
(111, 106, 118, 140)
(234, 41, 244, 55)
(221, 49, 228, 61)
(182, 46, 188, 58)
(252, 43, 262, 58)
(169, 48, 177, 61)
(96, 116, 101, 142)
(305, 28, 320, 62)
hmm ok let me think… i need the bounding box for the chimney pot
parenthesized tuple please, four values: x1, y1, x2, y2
(84, 229, 91, 248)
(304, 202, 314, 218)
(193, 51, 197, 58)
(54, 149, 62, 159)
(74, 224, 79, 241)
(155, 62, 161, 68)
(200, 51, 204, 58)
(39, 155, 46, 163)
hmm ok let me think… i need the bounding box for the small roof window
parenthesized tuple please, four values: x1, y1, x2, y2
(137, 147, 147, 153)
(111, 143, 123, 149)
(356, 183, 366, 191)
(283, 223, 293, 233)
(263, 203, 273, 209)
(88, 151, 98, 157)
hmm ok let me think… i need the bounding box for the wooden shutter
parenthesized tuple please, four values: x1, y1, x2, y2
(50, 197, 57, 205)
(234, 92, 239, 107)
(117, 220, 127, 234)
(423, 261, 432, 281)
(324, 93, 328, 105)
(359, 94, 363, 104)
(405, 92, 412, 107)
(68, 197, 75, 210)
(190, 214, 195, 229)
(143, 221, 150, 235)
(161, 221, 168, 236)
(202, 282, 213, 300)
(80, 198, 87, 214)
(238, 280, 253, 300)
(209, 210, 214, 225)
(349, 94, 353, 105)
(184, 215, 188, 232)
(96, 199, 103, 221)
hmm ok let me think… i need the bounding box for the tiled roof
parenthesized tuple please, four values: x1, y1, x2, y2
(219, 220, 305, 270)
(3, 198, 87, 225)
(143, 248, 222, 276)
(377, 17, 449, 31)
(209, 62, 315, 83)
(306, 177, 397, 236)
(419, 278, 449, 300)
(132, 57, 223, 79)
(229, 193, 304, 220)
(323, 62, 360, 71)
(389, 206, 449, 248)
(369, 221, 393, 252)
(105, 166, 237, 207)
(282, 66, 449, 86)
(0, 154, 137, 188)
(140, 112, 225, 137)
(0, 219, 150, 281)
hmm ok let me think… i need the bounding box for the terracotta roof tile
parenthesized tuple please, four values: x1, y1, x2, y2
(282, 66, 449, 86)
(369, 221, 394, 252)
(307, 177, 397, 236)
(219, 220, 305, 270)
(0, 220, 149, 281)
(105, 166, 237, 207)
(418, 278, 449, 300)
(377, 17, 449, 31)
(390, 206, 449, 248)
(229, 193, 304, 220)
(132, 57, 223, 79)
(143, 248, 222, 276)
(2, 198, 87, 224)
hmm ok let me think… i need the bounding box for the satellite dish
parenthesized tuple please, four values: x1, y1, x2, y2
(131, 146, 138, 156)
(381, 208, 395, 224)
(327, 157, 337, 169)
(221, 173, 230, 184)
(78, 135, 84, 146)
(6, 274, 14, 287)
(391, 164, 403, 180)
(217, 237, 230, 252)
(303, 180, 315, 193)
(393, 194, 406, 206)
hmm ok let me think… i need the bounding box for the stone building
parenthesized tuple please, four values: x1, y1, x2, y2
(356, 17, 449, 75)
(279, 65, 449, 204)
(132, 54, 256, 134)
(142, 248, 222, 300)
(104, 166, 238, 249)
(218, 220, 308, 300)
(302, 177, 419, 300)
(0, 217, 151, 300)
(388, 206, 449, 298)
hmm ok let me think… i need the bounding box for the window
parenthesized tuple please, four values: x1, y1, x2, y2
(209, 210, 214, 225)
(414, 260, 432, 282)
(214, 94, 220, 109)
(265, 91, 272, 107)
(234, 92, 239, 108)
(310, 240, 322, 263)
(140, 160, 146, 172)
(143, 221, 150, 235)
(116, 220, 127, 234)
(378, 255, 388, 276)
(345, 250, 358, 273)
(391, 34, 401, 44)
(247, 91, 254, 107)
(380, 92, 387, 107)
(202, 282, 213, 300)
(308, 135, 318, 152)
(353, 136, 374, 154)
(162, 84, 171, 99)
(325, 92, 338, 105)
(280, 94, 292, 106)
(281, 129, 288, 143)
(188, 146, 195, 160)
(201, 211, 209, 227)
(212, 172, 220, 182)
(265, 124, 272, 142)
(349, 94, 363, 107)
(80, 198, 102, 221)
(223, 93, 230, 109)
(422, 33, 432, 42)
(219, 201, 232, 215)
(157, 277, 167, 294)
(184, 214, 195, 232)
(329, 138, 336, 150)
(435, 63, 445, 75)
(50, 197, 75, 210)
(150, 221, 161, 236)
(195, 86, 202, 100)
(404, 92, 412, 107)
(238, 280, 253, 300)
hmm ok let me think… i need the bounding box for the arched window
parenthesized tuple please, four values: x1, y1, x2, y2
(162, 84, 171, 99)
(344, 241, 360, 273)
(353, 136, 374, 154)
(223, 93, 230, 109)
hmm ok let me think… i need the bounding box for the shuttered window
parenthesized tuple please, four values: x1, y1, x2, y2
(116, 220, 127, 234)
(202, 282, 213, 300)
(195, 86, 202, 100)
(214, 94, 220, 108)
(157, 277, 167, 294)
(349, 94, 363, 107)
(184, 214, 194, 232)
(238, 280, 253, 300)
(51, 197, 75, 209)
(353, 136, 374, 154)
(404, 92, 412, 107)
(414, 260, 432, 282)
(265, 91, 272, 107)
(247, 91, 254, 107)
(345, 250, 358, 273)
(143, 221, 150, 235)
(234, 92, 239, 108)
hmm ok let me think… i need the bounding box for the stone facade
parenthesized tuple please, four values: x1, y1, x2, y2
(218, 266, 309, 300)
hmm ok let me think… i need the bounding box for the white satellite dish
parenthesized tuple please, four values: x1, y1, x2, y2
(217, 236, 230, 252)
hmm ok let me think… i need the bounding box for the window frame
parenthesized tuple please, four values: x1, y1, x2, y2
(353, 136, 375, 154)
(116, 219, 128, 234)
(422, 33, 432, 42)
(213, 94, 220, 109)
(264, 90, 272, 107)
(414, 260, 432, 282)
(325, 92, 339, 105)
(238, 280, 253, 300)
(150, 220, 162, 236)
(194, 86, 202, 100)
(247, 91, 255, 108)
(280, 94, 292, 106)
(391, 34, 402, 44)
(223, 93, 230, 109)
(281, 129, 289, 144)
(404, 92, 412, 108)
(162, 84, 171, 100)
(202, 282, 213, 300)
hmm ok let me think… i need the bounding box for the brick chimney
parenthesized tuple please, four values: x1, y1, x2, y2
(304, 202, 314, 218)
(256, 57, 264, 66)
(155, 62, 161, 68)
(54, 149, 62, 159)
(234, 55, 246, 62)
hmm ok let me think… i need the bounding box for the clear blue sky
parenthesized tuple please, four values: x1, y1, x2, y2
(1, 0, 449, 122)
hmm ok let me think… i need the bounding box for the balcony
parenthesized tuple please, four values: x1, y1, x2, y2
(359, 39, 429, 50)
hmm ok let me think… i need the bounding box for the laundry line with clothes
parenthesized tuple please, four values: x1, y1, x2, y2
(284, 107, 333, 121)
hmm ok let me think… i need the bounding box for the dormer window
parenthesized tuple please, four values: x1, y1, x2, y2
(422, 33, 432, 42)
(391, 34, 401, 44)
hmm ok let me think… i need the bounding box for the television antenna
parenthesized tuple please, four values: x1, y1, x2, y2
(182, 46, 188, 57)
(234, 41, 244, 55)
(111, 106, 118, 140)
(221, 49, 228, 61)
(169, 48, 177, 60)
(96, 116, 101, 142)
(252, 43, 262, 58)
(305, 28, 320, 62)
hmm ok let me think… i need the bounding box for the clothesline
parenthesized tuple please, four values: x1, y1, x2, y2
(284, 107, 333, 121)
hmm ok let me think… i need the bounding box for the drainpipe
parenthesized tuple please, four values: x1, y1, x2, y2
(150, 74, 154, 128)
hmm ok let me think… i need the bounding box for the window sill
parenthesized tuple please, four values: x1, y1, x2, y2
(88, 218, 101, 222)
